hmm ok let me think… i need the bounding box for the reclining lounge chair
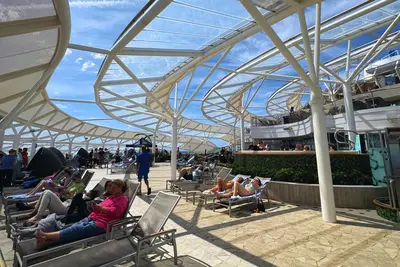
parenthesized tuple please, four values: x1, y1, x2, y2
(13, 180, 140, 267)
(10, 178, 111, 243)
(17, 191, 180, 267)
(5, 171, 95, 238)
(198, 174, 250, 207)
(212, 177, 271, 217)
(167, 166, 232, 193)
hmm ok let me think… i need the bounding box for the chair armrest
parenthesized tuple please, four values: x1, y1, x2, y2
(107, 216, 141, 239)
(107, 216, 140, 229)
(138, 229, 176, 242)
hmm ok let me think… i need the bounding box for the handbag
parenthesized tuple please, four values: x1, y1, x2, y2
(257, 198, 265, 212)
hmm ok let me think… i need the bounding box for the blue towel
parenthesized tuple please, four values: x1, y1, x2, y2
(6, 192, 42, 199)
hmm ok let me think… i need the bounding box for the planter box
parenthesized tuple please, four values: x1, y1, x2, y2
(266, 181, 388, 209)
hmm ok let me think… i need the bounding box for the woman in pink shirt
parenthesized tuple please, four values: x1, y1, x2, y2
(35, 179, 128, 249)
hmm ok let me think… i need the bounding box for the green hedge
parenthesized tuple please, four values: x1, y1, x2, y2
(230, 154, 373, 186)
(376, 205, 399, 222)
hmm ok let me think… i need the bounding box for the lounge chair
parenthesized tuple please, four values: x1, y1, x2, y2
(2, 169, 66, 199)
(10, 178, 111, 243)
(4, 170, 94, 205)
(212, 177, 271, 217)
(167, 166, 232, 193)
(198, 174, 251, 207)
(19, 192, 181, 267)
(4, 170, 94, 219)
(13, 180, 140, 267)
(107, 159, 135, 174)
(4, 171, 95, 238)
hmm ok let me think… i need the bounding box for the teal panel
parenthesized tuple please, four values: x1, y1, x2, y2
(368, 148, 387, 186)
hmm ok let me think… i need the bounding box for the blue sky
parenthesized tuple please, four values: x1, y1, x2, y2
(46, 0, 399, 148)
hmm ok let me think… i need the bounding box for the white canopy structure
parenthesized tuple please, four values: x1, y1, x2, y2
(1, 0, 399, 222)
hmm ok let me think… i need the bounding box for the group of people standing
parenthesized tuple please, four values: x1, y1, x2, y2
(0, 148, 29, 193)
(88, 148, 110, 168)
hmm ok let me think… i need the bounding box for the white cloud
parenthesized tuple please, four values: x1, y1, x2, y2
(55, 103, 67, 109)
(75, 57, 83, 64)
(65, 48, 72, 56)
(81, 60, 95, 71)
(91, 53, 105, 60)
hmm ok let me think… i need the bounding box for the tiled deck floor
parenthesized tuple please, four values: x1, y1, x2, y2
(1, 163, 399, 267)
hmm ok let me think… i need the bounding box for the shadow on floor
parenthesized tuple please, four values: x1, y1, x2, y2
(139, 196, 283, 267)
(130, 255, 212, 267)
(336, 211, 399, 230)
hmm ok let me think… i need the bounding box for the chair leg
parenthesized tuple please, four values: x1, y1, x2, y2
(229, 202, 232, 217)
(172, 233, 178, 265)
(136, 241, 142, 267)
(212, 198, 216, 212)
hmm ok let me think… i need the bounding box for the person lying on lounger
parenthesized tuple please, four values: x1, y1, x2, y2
(215, 177, 261, 199)
(20, 172, 85, 223)
(210, 176, 245, 193)
(35, 179, 128, 249)
(25, 168, 73, 196)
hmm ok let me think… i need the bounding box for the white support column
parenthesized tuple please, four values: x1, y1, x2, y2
(30, 138, 37, 160)
(0, 129, 4, 151)
(343, 40, 356, 148)
(170, 117, 178, 180)
(85, 140, 89, 151)
(50, 137, 55, 147)
(240, 0, 336, 222)
(240, 114, 245, 151)
(152, 120, 162, 165)
(310, 4, 336, 223)
(68, 141, 73, 155)
(233, 127, 236, 152)
(13, 134, 21, 149)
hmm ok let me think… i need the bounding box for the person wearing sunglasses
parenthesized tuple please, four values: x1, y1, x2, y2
(216, 177, 261, 199)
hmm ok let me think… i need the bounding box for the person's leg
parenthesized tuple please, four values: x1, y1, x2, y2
(27, 180, 45, 196)
(5, 169, 13, 187)
(0, 169, 4, 193)
(29, 198, 40, 209)
(29, 190, 67, 221)
(66, 193, 84, 215)
(233, 182, 252, 196)
(36, 217, 105, 248)
(178, 169, 187, 180)
(143, 173, 151, 195)
(212, 177, 227, 192)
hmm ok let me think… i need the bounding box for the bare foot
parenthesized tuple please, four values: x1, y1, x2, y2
(27, 215, 40, 223)
(35, 230, 48, 249)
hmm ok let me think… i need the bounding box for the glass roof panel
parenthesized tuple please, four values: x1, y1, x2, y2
(118, 56, 188, 78)
(0, 0, 55, 22)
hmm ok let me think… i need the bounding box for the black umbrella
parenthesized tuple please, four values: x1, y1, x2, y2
(27, 147, 63, 177)
(48, 147, 66, 165)
(76, 148, 89, 159)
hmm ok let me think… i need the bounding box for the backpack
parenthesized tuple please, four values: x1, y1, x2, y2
(22, 177, 41, 188)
